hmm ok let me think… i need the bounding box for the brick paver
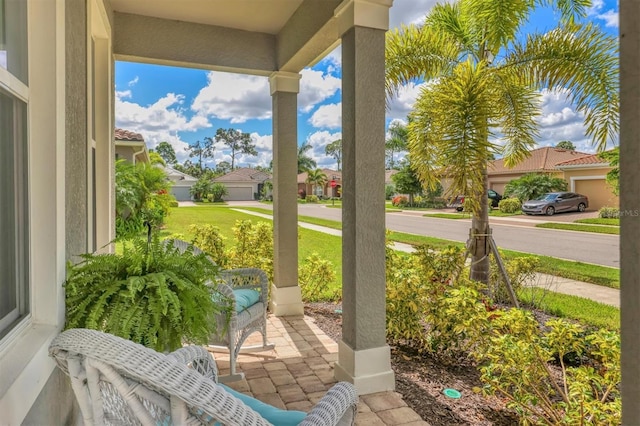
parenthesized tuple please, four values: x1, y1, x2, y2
(218, 315, 424, 425)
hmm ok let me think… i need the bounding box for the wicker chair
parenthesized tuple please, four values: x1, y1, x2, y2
(166, 239, 274, 381)
(49, 329, 358, 426)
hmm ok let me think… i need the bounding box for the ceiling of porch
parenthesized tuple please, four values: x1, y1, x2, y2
(110, 0, 343, 75)
(109, 0, 303, 34)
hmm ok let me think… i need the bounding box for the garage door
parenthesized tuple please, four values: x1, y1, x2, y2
(224, 187, 254, 201)
(171, 186, 192, 201)
(574, 179, 616, 210)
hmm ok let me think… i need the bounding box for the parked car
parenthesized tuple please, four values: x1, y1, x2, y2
(449, 190, 503, 211)
(521, 192, 588, 216)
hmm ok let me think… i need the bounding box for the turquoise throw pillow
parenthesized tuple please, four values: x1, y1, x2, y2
(221, 384, 307, 426)
(233, 289, 260, 313)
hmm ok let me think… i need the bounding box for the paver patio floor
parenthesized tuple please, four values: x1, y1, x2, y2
(210, 314, 428, 425)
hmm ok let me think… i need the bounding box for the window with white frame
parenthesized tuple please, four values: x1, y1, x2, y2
(0, 0, 29, 339)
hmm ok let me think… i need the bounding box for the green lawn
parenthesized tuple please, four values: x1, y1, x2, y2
(424, 213, 471, 219)
(164, 206, 619, 330)
(535, 222, 620, 235)
(518, 288, 619, 330)
(575, 218, 620, 226)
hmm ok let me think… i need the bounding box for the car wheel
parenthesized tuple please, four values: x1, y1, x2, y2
(524, 212, 532, 215)
(545, 206, 555, 216)
(577, 203, 586, 212)
(456, 207, 463, 212)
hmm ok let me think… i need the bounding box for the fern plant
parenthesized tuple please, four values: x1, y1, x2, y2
(64, 235, 222, 352)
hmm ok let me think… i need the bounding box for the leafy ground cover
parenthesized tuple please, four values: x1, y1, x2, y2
(535, 222, 620, 235)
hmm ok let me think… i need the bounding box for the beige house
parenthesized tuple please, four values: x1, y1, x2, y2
(487, 147, 589, 193)
(213, 167, 271, 201)
(164, 166, 198, 201)
(555, 153, 618, 210)
(1, 1, 396, 423)
(114, 128, 150, 164)
(298, 169, 397, 198)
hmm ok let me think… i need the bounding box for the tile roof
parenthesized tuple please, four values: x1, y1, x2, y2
(297, 169, 341, 183)
(213, 167, 271, 182)
(488, 147, 589, 175)
(555, 153, 610, 167)
(114, 128, 145, 141)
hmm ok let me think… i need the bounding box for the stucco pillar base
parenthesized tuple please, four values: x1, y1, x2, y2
(269, 284, 304, 316)
(334, 340, 395, 395)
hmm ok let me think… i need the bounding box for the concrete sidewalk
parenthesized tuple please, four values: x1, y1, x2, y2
(234, 208, 619, 308)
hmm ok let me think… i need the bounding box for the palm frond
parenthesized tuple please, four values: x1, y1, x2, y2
(385, 23, 461, 101)
(506, 23, 618, 150)
(539, 0, 591, 25)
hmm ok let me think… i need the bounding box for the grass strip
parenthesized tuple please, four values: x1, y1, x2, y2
(535, 222, 619, 235)
(518, 288, 619, 330)
(575, 218, 620, 226)
(423, 213, 470, 219)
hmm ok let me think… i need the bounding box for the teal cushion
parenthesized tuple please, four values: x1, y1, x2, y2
(221, 384, 307, 426)
(233, 289, 260, 313)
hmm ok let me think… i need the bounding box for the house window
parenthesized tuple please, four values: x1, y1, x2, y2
(0, 0, 29, 339)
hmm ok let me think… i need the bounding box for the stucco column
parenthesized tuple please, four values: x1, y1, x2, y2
(620, 2, 640, 423)
(269, 72, 304, 316)
(333, 0, 395, 394)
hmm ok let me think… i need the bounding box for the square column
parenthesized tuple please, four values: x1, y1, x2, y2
(269, 72, 304, 316)
(620, 1, 640, 423)
(333, 0, 395, 394)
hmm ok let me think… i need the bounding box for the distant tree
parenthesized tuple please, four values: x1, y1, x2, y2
(297, 142, 317, 173)
(148, 151, 166, 166)
(210, 183, 228, 202)
(255, 165, 272, 173)
(385, 121, 408, 170)
(306, 169, 328, 197)
(174, 160, 204, 178)
(186, 138, 215, 173)
(556, 140, 576, 150)
(391, 162, 423, 205)
(599, 147, 619, 195)
(214, 128, 257, 170)
(215, 161, 232, 175)
(504, 173, 568, 202)
(154, 141, 178, 165)
(325, 139, 343, 171)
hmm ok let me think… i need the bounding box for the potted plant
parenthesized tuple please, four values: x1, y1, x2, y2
(64, 234, 224, 352)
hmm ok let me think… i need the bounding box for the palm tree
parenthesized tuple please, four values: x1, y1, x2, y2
(386, 0, 618, 283)
(306, 168, 328, 197)
(298, 141, 317, 173)
(386, 121, 408, 169)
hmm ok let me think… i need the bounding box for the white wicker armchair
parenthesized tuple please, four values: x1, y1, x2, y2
(49, 329, 358, 426)
(166, 239, 274, 381)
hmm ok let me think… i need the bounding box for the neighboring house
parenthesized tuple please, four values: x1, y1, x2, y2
(114, 128, 150, 164)
(213, 168, 271, 201)
(555, 153, 619, 210)
(297, 169, 397, 198)
(298, 168, 342, 198)
(164, 166, 198, 201)
(487, 147, 589, 193)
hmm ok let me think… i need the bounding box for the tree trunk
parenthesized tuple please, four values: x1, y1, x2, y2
(470, 162, 490, 284)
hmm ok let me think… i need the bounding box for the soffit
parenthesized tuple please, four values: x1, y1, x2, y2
(109, 0, 304, 34)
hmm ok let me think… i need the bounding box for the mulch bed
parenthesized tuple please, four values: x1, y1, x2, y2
(304, 302, 520, 425)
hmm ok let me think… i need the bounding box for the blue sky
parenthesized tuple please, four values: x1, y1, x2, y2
(115, 0, 619, 171)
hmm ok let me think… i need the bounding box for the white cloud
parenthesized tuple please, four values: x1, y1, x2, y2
(309, 103, 342, 129)
(299, 68, 341, 112)
(128, 76, 139, 87)
(305, 130, 342, 169)
(597, 10, 619, 28)
(115, 91, 211, 163)
(191, 72, 271, 123)
(587, 0, 606, 15)
(535, 88, 594, 150)
(389, 0, 439, 28)
(386, 81, 425, 121)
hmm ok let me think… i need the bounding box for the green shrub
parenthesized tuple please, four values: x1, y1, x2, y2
(298, 253, 338, 302)
(472, 312, 621, 425)
(169, 200, 179, 207)
(189, 224, 229, 268)
(227, 220, 274, 282)
(306, 194, 319, 203)
(489, 254, 538, 304)
(599, 206, 619, 218)
(504, 173, 568, 202)
(385, 184, 396, 200)
(210, 183, 228, 202)
(498, 197, 521, 213)
(391, 195, 408, 207)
